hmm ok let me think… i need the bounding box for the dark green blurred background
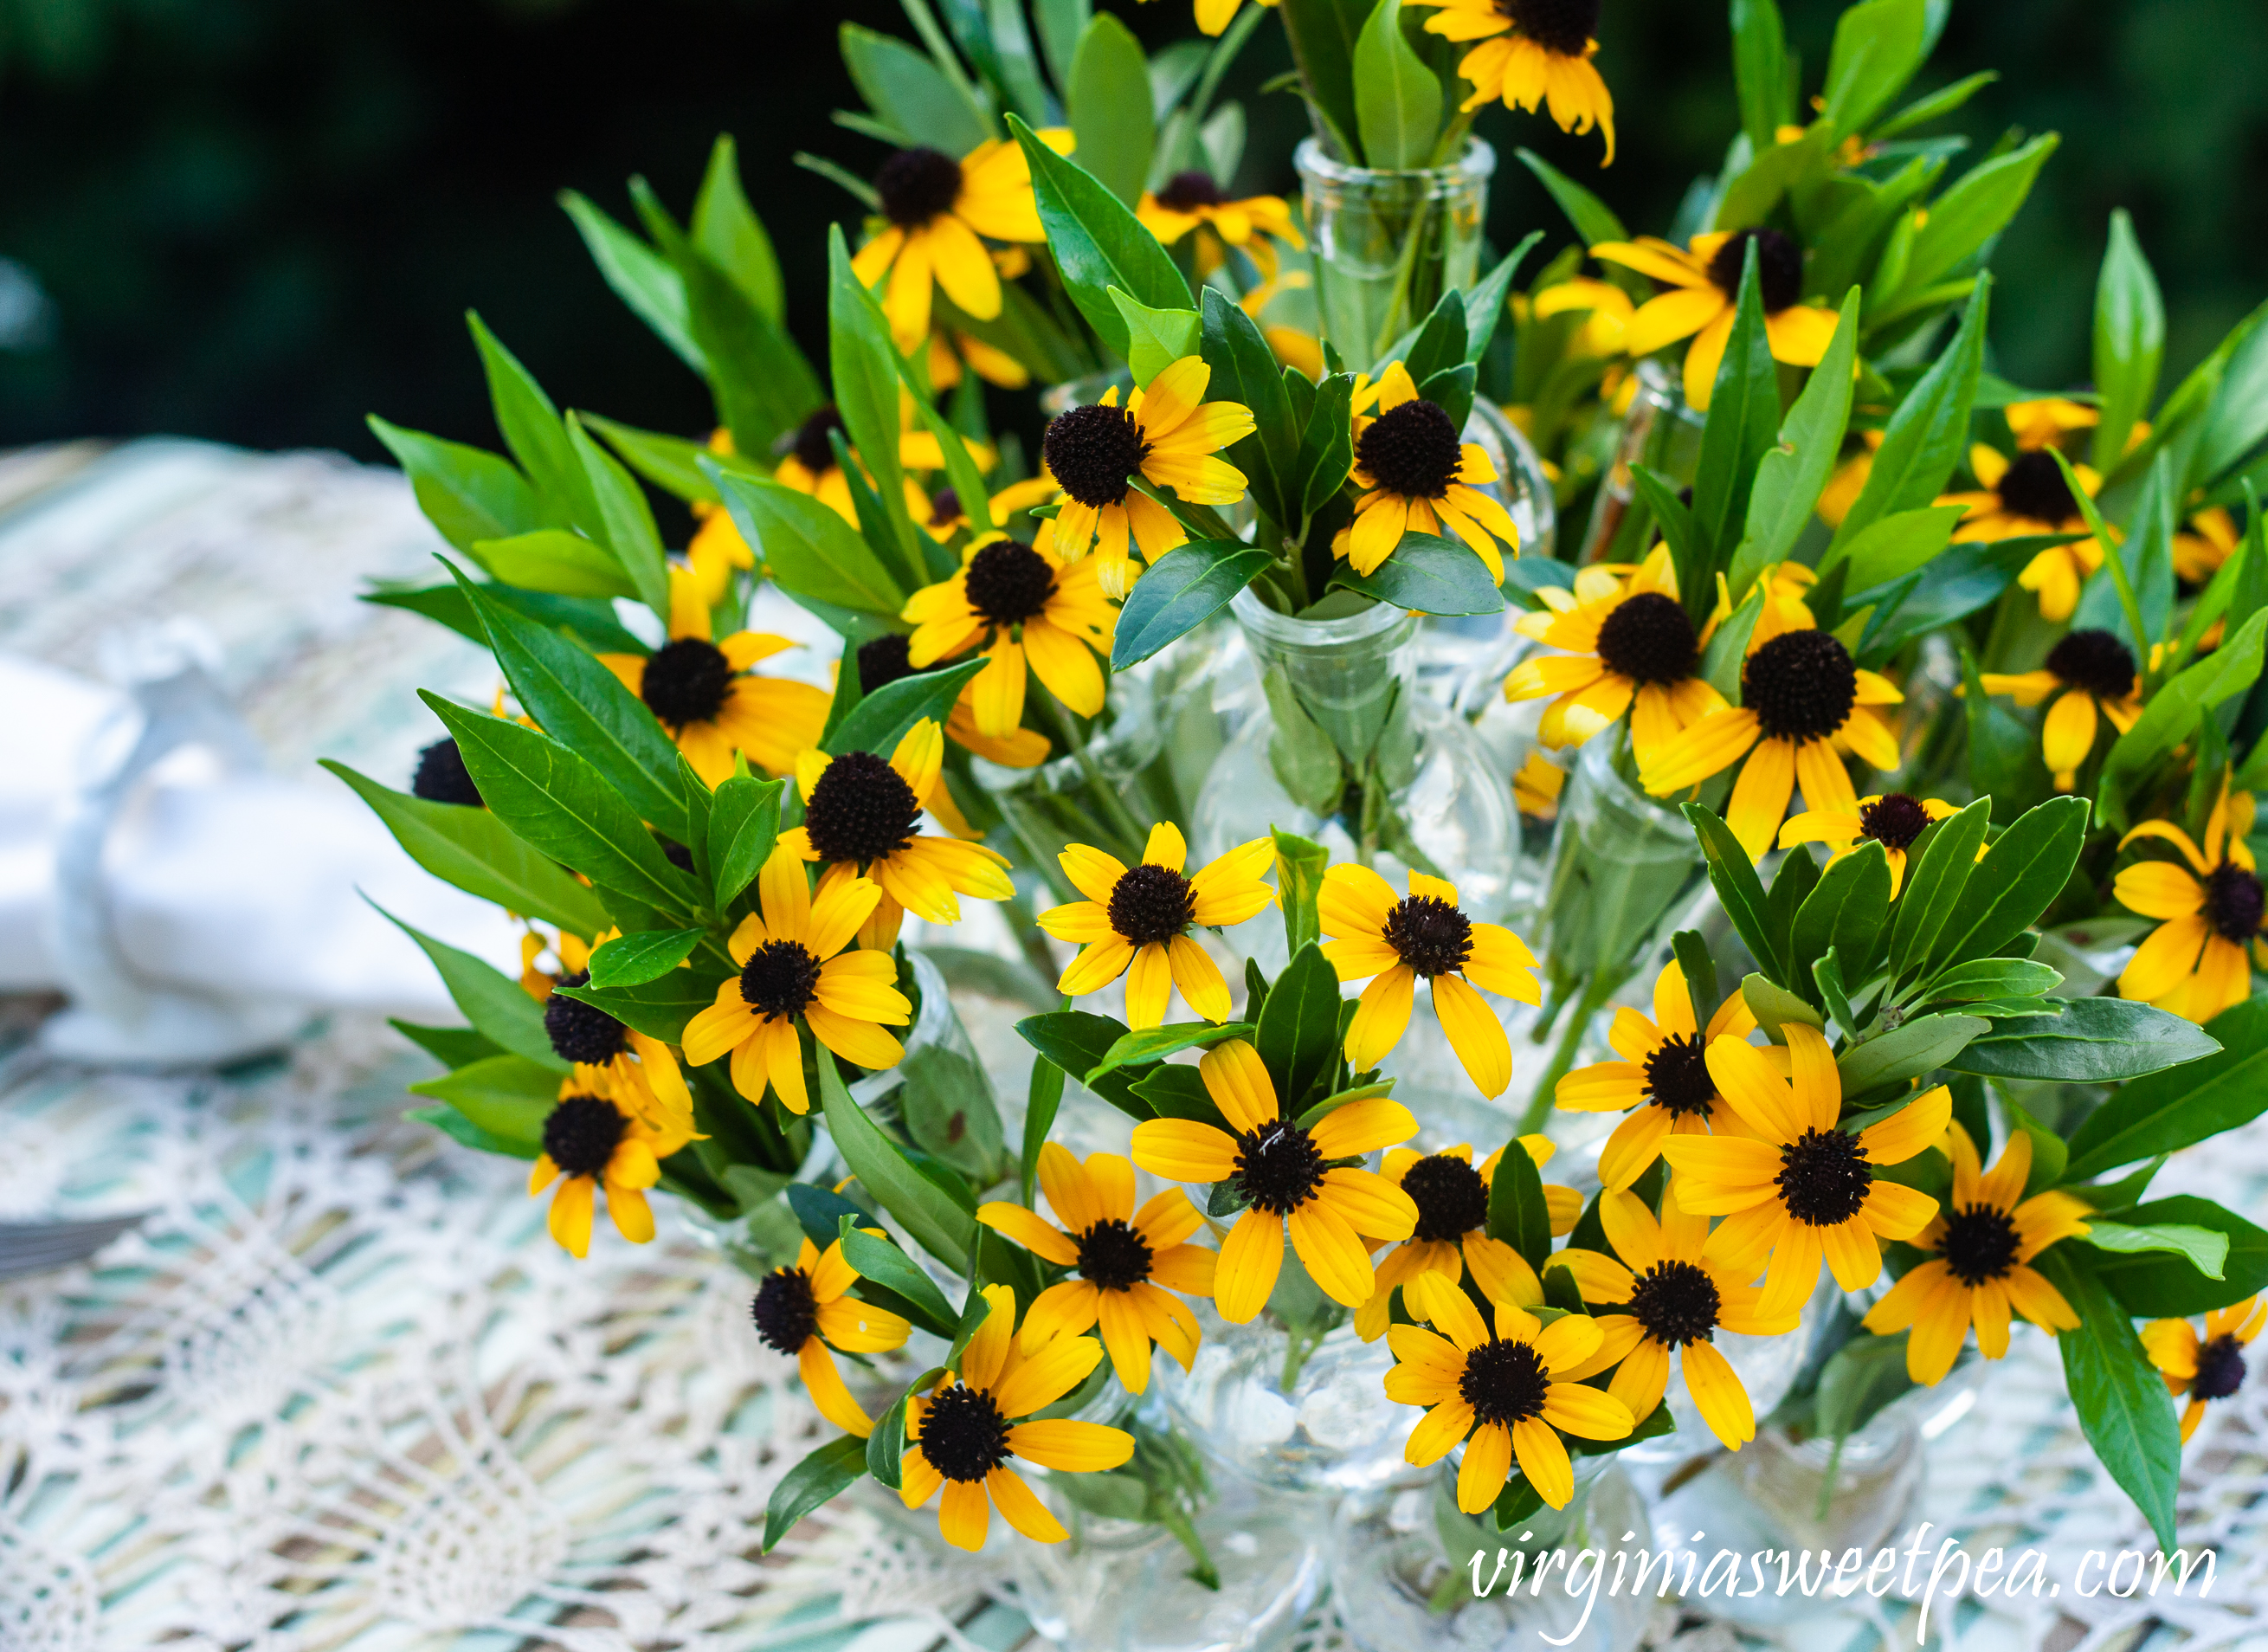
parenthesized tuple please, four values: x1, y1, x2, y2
(3, 0, 2261, 461)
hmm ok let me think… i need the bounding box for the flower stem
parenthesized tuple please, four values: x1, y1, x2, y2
(1042, 684, 1150, 861)
(1517, 971, 1615, 1134)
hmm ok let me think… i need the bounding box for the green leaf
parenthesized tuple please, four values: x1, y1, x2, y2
(370, 900, 565, 1069)
(764, 1436, 869, 1552)
(1923, 795, 2089, 981)
(1274, 830, 1330, 958)
(2097, 610, 2268, 826)
(1743, 972, 1825, 1041)
(1134, 1063, 1224, 1126)
(824, 656, 989, 758)
(1009, 113, 1191, 361)
(556, 969, 721, 1043)
(1917, 957, 2065, 1004)
(1730, 0, 1793, 150)
(1461, 233, 1542, 364)
(1946, 997, 2223, 1082)
(1352, 0, 1440, 171)
(2062, 996, 2268, 1180)
(692, 134, 784, 322)
(841, 23, 993, 154)
(1329, 536, 1505, 615)
(1485, 1133, 1552, 1269)
(565, 414, 671, 618)
(1899, 135, 2059, 299)
(583, 415, 723, 506)
(1067, 14, 1155, 207)
(1294, 371, 1358, 519)
(1788, 839, 1891, 994)
(1088, 1022, 1255, 1083)
(1109, 288, 1202, 389)
(1820, 0, 1928, 132)
(1814, 1330, 1917, 1446)
(319, 759, 612, 938)
(1201, 287, 1300, 532)
(1513, 147, 1627, 251)
(1018, 1010, 1149, 1120)
(2004, 1100, 2069, 1195)
(1827, 275, 1990, 558)
(839, 1222, 963, 1338)
(1690, 244, 1779, 566)
(1021, 999, 1072, 1207)
(2091, 210, 2164, 473)
(586, 928, 704, 989)
(392, 1019, 501, 1068)
(1872, 69, 1998, 140)
(557, 191, 702, 372)
(1256, 944, 1343, 1111)
(820, 1049, 971, 1274)
(1111, 542, 1271, 669)
(1732, 292, 1862, 590)
(407, 1053, 557, 1152)
(409, 1102, 539, 1161)
(2091, 1196, 2268, 1317)
(669, 215, 823, 463)
(1885, 799, 1991, 991)
(1276, 0, 1369, 162)
(707, 774, 785, 907)
(1837, 1014, 1988, 1093)
(422, 693, 700, 921)
(713, 471, 908, 616)
(865, 1377, 920, 1491)
(1836, 504, 1968, 593)
(462, 530, 635, 600)
(827, 228, 924, 585)
(2037, 1250, 2182, 1552)
(2081, 1222, 2228, 1280)
(1684, 805, 1783, 984)
(467, 313, 586, 529)
(367, 416, 543, 555)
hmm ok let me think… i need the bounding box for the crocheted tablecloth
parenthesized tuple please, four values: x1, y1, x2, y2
(1, 440, 2262, 1652)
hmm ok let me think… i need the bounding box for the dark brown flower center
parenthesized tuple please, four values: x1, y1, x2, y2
(1776, 1126, 1873, 1226)
(1995, 450, 2078, 523)
(1459, 1335, 1551, 1428)
(2205, 862, 2265, 943)
(2046, 629, 2137, 700)
(1403, 1153, 1491, 1242)
(1043, 403, 1150, 508)
(544, 971, 627, 1066)
(1705, 228, 1804, 312)
(1643, 1032, 1716, 1117)
(1627, 1258, 1722, 1346)
(1743, 629, 1858, 743)
(804, 750, 922, 865)
(1937, 1203, 2020, 1287)
(1234, 1119, 1326, 1215)
(1356, 397, 1463, 500)
(929, 487, 965, 527)
(1493, 0, 1599, 56)
(1156, 169, 1227, 211)
(963, 539, 1058, 628)
(1106, 861, 1196, 945)
(641, 636, 736, 728)
(1075, 1217, 1154, 1290)
(750, 1266, 820, 1354)
(919, 1382, 1014, 1481)
(2194, 1333, 2249, 1402)
(410, 738, 483, 806)
(738, 939, 822, 1021)
(1383, 894, 1472, 977)
(856, 634, 918, 694)
(779, 404, 846, 475)
(1859, 793, 1932, 852)
(542, 1093, 627, 1178)
(1594, 591, 1698, 686)
(874, 145, 963, 229)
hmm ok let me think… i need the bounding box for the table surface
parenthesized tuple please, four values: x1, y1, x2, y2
(0, 439, 2261, 1652)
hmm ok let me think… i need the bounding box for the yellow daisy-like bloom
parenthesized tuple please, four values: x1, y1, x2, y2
(1388, 1271, 1634, 1512)
(1556, 958, 1757, 1191)
(783, 720, 1016, 951)
(977, 1144, 1216, 1393)
(1336, 361, 1521, 581)
(1412, 0, 1614, 164)
(681, 847, 912, 1114)
(1660, 1025, 1946, 1318)
(2142, 1295, 2264, 1444)
(2003, 397, 2098, 451)
(2174, 506, 2239, 588)
(1860, 1122, 2089, 1385)
(1188, 0, 1277, 35)
(904, 523, 1119, 738)
(527, 1087, 697, 1258)
(2112, 778, 2265, 1023)
(1639, 617, 1904, 861)
(1041, 358, 1256, 599)
(1977, 629, 2143, 792)
(1778, 791, 1960, 897)
(1528, 277, 1635, 357)
(1130, 1039, 1421, 1320)
(1512, 751, 1566, 819)
(538, 974, 698, 1136)
(920, 471, 1059, 542)
(1320, 865, 1541, 1099)
(852, 132, 1069, 351)
(1037, 823, 1274, 1029)
(770, 405, 935, 529)
(900, 1284, 1136, 1552)
(929, 326, 1032, 392)
(1504, 545, 1726, 768)
(1936, 444, 2110, 622)
(1589, 229, 1839, 410)
(1137, 170, 1305, 281)
(520, 924, 600, 1000)
(1354, 1138, 1580, 1341)
(846, 633, 1053, 771)
(598, 568, 829, 786)
(1550, 1179, 1802, 1451)
(1816, 430, 1885, 529)
(751, 1235, 913, 1436)
(1240, 270, 1324, 379)
(1736, 561, 1822, 655)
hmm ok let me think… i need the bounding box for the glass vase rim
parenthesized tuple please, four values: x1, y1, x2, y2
(1230, 584, 1417, 649)
(1293, 133, 1498, 192)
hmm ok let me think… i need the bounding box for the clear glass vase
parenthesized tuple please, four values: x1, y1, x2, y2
(1576, 359, 1707, 565)
(1298, 137, 1495, 375)
(1331, 1455, 1651, 1652)
(1541, 736, 1707, 997)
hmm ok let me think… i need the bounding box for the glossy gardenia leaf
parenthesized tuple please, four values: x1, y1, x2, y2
(1827, 274, 1990, 557)
(408, 1054, 557, 1156)
(1944, 996, 2222, 1083)
(2038, 1250, 2182, 1551)
(1836, 1014, 1988, 1095)
(1202, 287, 1300, 530)
(706, 774, 784, 907)
(1293, 371, 1357, 519)
(1110, 288, 1201, 390)
(823, 656, 989, 759)
(1010, 113, 1191, 362)
(463, 530, 636, 601)
(1916, 957, 2065, 1005)
(370, 900, 566, 1070)
(764, 1435, 869, 1552)
(1273, 830, 1330, 958)
(1684, 805, 1783, 985)
(1921, 794, 2090, 983)
(2091, 209, 2165, 472)
(585, 928, 705, 990)
(1067, 13, 1155, 207)
(2061, 997, 2268, 1181)
(1730, 291, 1862, 599)
(2089, 1196, 2268, 1318)
(1112, 542, 1273, 669)
(1351, 0, 1440, 171)
(1485, 1133, 1552, 1270)
(1256, 944, 1344, 1113)
(820, 1048, 972, 1276)
(839, 1223, 962, 1339)
(2080, 1220, 2228, 1281)
(1017, 1010, 1148, 1120)
(467, 313, 588, 532)
(712, 468, 908, 617)
(1330, 537, 1507, 614)
(2097, 610, 2268, 831)
(1788, 839, 1890, 996)
(1885, 798, 1990, 993)
(1090, 1022, 1256, 1082)
(368, 416, 544, 555)
(554, 969, 718, 1045)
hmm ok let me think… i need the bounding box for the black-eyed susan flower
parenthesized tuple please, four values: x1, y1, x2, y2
(1639, 623, 1904, 861)
(849, 634, 1052, 769)
(751, 1235, 913, 1436)
(2143, 1295, 2263, 1444)
(599, 570, 829, 785)
(1504, 546, 1725, 767)
(410, 738, 484, 806)
(1038, 823, 1273, 1028)
(1137, 171, 1305, 280)
(1550, 1180, 1801, 1450)
(903, 524, 1118, 738)
(900, 1284, 1135, 1552)
(1413, 0, 1614, 164)
(529, 1089, 696, 1257)
(541, 973, 697, 1133)
(2175, 507, 2239, 589)
(1337, 361, 1522, 581)
(1041, 358, 1255, 598)
(1936, 445, 2110, 622)
(1512, 751, 1565, 820)
(1662, 1026, 1946, 1318)
(1354, 1139, 1580, 1341)
(1860, 1122, 2089, 1385)
(928, 326, 1032, 392)
(681, 849, 911, 1113)
(1978, 629, 2142, 792)
(851, 134, 1065, 351)
(919, 472, 1060, 542)
(1387, 1271, 1634, 1512)
(1321, 865, 1541, 1098)
(1528, 277, 1634, 358)
(1737, 561, 1822, 654)
(1189, 0, 1276, 35)
(2113, 777, 2265, 1023)
(1130, 1038, 1420, 1320)
(1590, 229, 1840, 410)
(2002, 397, 2098, 452)
(1779, 791, 1960, 897)
(977, 1144, 1216, 1393)
(770, 405, 936, 529)
(1555, 958, 1757, 1191)
(783, 720, 1016, 951)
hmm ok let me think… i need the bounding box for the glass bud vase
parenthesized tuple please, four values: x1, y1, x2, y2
(1577, 358, 1707, 564)
(1298, 137, 1494, 374)
(1541, 735, 1708, 998)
